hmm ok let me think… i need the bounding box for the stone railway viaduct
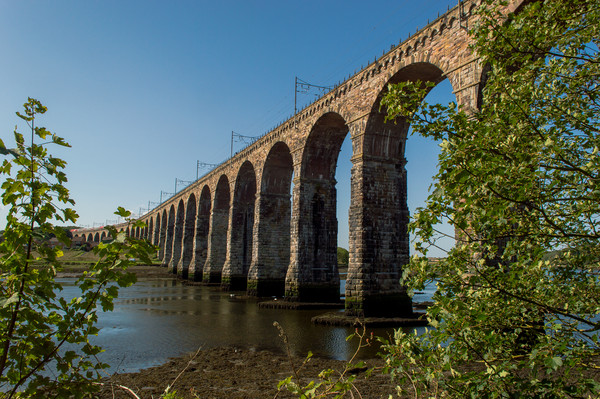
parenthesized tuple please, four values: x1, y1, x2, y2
(75, 0, 522, 317)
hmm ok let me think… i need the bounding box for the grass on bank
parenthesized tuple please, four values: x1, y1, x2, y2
(31, 247, 161, 274)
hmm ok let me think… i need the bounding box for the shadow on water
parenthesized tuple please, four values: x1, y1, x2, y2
(58, 278, 433, 373)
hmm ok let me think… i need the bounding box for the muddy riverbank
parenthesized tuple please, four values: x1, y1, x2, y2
(58, 264, 417, 398)
(96, 346, 395, 399)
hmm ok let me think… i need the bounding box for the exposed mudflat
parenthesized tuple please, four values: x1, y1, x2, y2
(96, 346, 395, 399)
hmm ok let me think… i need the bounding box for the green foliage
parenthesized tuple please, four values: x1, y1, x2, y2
(380, 0, 600, 397)
(275, 322, 374, 398)
(160, 389, 181, 399)
(0, 98, 155, 398)
(337, 247, 349, 267)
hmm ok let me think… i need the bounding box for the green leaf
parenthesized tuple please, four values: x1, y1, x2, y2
(115, 206, 131, 218)
(0, 293, 20, 308)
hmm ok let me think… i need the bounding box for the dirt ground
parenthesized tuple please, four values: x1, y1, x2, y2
(95, 346, 396, 399)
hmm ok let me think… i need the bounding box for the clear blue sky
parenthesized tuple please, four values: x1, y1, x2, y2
(0, 0, 457, 256)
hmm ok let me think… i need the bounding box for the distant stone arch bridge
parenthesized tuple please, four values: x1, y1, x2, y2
(74, 0, 523, 317)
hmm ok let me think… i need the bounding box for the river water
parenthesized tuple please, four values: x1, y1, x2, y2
(58, 277, 435, 374)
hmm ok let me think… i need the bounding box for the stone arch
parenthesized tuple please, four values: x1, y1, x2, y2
(344, 61, 451, 317)
(135, 226, 141, 239)
(287, 112, 348, 302)
(100, 231, 106, 241)
(248, 141, 293, 297)
(126, 227, 130, 237)
(161, 205, 176, 268)
(148, 216, 154, 243)
(178, 193, 197, 279)
(203, 175, 230, 283)
(93, 232, 100, 243)
(158, 209, 168, 260)
(153, 212, 161, 246)
(448, 16, 457, 28)
(189, 185, 211, 281)
(169, 199, 186, 273)
(222, 161, 257, 291)
(87, 233, 93, 242)
(363, 62, 447, 160)
(439, 21, 447, 35)
(301, 112, 349, 181)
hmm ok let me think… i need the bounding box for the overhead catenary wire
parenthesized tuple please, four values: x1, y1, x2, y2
(238, 0, 456, 140)
(144, 0, 459, 223)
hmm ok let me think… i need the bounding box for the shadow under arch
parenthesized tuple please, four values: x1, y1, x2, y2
(203, 175, 230, 284)
(148, 216, 154, 244)
(158, 209, 168, 261)
(169, 199, 186, 273)
(287, 112, 348, 303)
(178, 193, 197, 279)
(222, 160, 257, 291)
(189, 185, 211, 281)
(248, 141, 293, 297)
(153, 212, 161, 247)
(161, 205, 176, 268)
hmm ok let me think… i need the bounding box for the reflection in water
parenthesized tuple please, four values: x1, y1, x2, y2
(57, 278, 435, 373)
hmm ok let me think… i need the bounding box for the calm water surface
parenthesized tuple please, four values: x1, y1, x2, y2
(58, 278, 435, 373)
